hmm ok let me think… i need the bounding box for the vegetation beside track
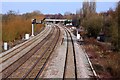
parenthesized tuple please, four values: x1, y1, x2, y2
(2, 10, 45, 48)
(83, 38, 120, 78)
(71, 2, 120, 78)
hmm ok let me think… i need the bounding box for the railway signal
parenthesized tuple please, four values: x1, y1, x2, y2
(31, 19, 36, 36)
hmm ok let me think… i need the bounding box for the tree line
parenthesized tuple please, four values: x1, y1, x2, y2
(69, 1, 119, 51)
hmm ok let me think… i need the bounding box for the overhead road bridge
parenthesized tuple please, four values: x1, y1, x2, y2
(44, 19, 67, 24)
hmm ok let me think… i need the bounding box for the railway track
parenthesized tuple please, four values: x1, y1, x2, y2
(0, 26, 50, 64)
(62, 27, 98, 79)
(63, 27, 77, 79)
(1, 27, 52, 73)
(34, 26, 60, 79)
(2, 25, 60, 79)
(1, 24, 99, 79)
(0, 26, 49, 57)
(1, 26, 54, 79)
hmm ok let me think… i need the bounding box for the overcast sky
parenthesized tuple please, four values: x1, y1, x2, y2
(1, 2, 117, 15)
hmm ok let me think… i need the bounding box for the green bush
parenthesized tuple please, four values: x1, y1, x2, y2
(82, 14, 103, 38)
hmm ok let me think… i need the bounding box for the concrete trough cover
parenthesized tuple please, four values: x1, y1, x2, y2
(4, 42, 8, 50)
(77, 34, 80, 40)
(25, 34, 30, 40)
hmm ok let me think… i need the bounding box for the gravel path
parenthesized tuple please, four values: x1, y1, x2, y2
(74, 43, 93, 78)
(71, 32, 94, 78)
